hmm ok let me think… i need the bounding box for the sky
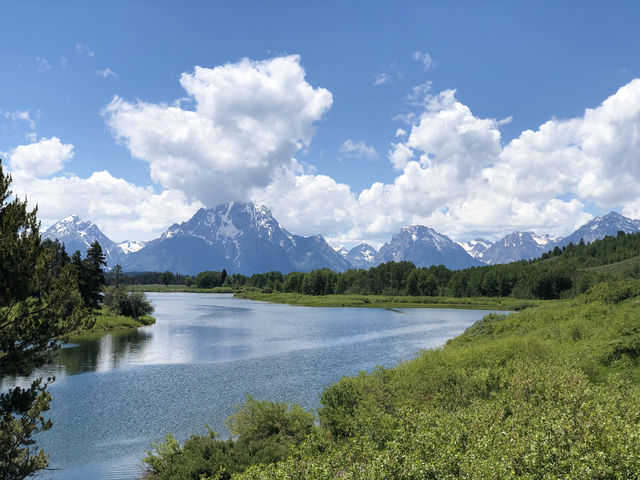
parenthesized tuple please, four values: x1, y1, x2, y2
(1, 1, 640, 248)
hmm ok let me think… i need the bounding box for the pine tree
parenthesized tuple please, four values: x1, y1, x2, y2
(0, 161, 89, 479)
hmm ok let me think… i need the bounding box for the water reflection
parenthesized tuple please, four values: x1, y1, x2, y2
(22, 293, 506, 480)
(53, 329, 153, 375)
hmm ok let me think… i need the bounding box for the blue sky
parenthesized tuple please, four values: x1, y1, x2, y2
(2, 1, 640, 247)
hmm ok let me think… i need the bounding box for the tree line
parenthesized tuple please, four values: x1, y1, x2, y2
(127, 230, 640, 300)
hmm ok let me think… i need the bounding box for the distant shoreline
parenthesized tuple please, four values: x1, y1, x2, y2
(132, 285, 533, 310)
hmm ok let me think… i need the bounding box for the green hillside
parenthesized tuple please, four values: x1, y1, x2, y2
(144, 278, 640, 479)
(142, 234, 640, 479)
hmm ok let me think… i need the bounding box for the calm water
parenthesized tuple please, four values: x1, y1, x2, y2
(8, 293, 502, 479)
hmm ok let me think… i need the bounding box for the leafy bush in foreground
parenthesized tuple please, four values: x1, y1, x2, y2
(149, 282, 640, 479)
(143, 396, 314, 480)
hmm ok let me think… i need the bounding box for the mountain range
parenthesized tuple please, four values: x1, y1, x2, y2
(43, 206, 640, 275)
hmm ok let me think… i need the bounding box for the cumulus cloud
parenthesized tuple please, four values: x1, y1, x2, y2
(251, 171, 357, 239)
(104, 55, 332, 206)
(16, 55, 638, 249)
(9, 168, 202, 241)
(257, 79, 640, 246)
(96, 67, 118, 78)
(340, 139, 378, 160)
(9, 137, 74, 177)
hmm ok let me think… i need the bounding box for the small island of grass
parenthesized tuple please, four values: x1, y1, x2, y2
(70, 306, 155, 339)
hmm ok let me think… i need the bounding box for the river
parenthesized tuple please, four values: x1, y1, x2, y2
(7, 293, 503, 479)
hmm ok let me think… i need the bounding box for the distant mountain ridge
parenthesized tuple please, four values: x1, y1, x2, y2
(123, 202, 351, 275)
(376, 225, 482, 270)
(345, 243, 378, 269)
(457, 238, 493, 261)
(43, 208, 640, 274)
(43, 215, 129, 266)
(481, 232, 557, 265)
(557, 211, 640, 247)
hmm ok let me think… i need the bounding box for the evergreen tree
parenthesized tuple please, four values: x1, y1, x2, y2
(0, 161, 89, 479)
(72, 242, 106, 309)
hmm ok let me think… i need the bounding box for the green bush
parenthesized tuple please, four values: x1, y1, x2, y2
(143, 396, 314, 480)
(103, 286, 154, 320)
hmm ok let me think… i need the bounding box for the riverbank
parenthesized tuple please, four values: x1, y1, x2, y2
(234, 290, 537, 310)
(131, 284, 234, 293)
(131, 284, 536, 310)
(70, 307, 155, 339)
(145, 279, 640, 479)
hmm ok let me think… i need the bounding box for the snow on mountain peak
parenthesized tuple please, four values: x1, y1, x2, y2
(118, 240, 146, 254)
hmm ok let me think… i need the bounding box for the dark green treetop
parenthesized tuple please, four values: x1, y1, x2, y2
(0, 160, 90, 479)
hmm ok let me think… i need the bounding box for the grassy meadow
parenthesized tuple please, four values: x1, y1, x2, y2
(143, 279, 640, 479)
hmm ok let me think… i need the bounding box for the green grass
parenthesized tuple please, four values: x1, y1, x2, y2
(230, 280, 640, 479)
(234, 290, 537, 311)
(580, 254, 640, 279)
(145, 279, 640, 479)
(70, 306, 155, 339)
(129, 284, 235, 293)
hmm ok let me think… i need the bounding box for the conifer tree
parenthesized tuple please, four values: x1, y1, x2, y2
(0, 161, 89, 479)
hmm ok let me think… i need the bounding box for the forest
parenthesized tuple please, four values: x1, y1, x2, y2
(118, 230, 640, 301)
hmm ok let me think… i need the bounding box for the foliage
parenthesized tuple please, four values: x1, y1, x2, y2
(0, 161, 89, 479)
(103, 286, 154, 321)
(72, 241, 107, 309)
(143, 396, 314, 480)
(142, 277, 640, 479)
(232, 288, 640, 479)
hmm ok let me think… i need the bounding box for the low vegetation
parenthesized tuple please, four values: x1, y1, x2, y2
(143, 279, 640, 479)
(234, 290, 536, 310)
(71, 306, 154, 337)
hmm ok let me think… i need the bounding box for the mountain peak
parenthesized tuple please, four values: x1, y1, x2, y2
(43, 215, 123, 268)
(380, 225, 480, 269)
(559, 211, 639, 247)
(125, 201, 350, 275)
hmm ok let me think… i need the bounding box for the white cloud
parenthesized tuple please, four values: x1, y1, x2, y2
(96, 67, 118, 79)
(5, 110, 36, 131)
(373, 73, 391, 86)
(256, 79, 640, 247)
(104, 55, 332, 206)
(9, 137, 74, 177)
(4, 110, 37, 141)
(413, 51, 435, 71)
(251, 171, 357, 239)
(340, 139, 378, 160)
(76, 43, 95, 57)
(12, 56, 638, 250)
(36, 56, 50, 72)
(9, 168, 202, 241)
(407, 81, 433, 105)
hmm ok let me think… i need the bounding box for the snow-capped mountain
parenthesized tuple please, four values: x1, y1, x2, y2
(481, 232, 557, 265)
(43, 215, 125, 267)
(117, 240, 146, 254)
(376, 225, 482, 270)
(345, 243, 378, 269)
(124, 202, 352, 275)
(336, 247, 349, 258)
(557, 211, 640, 247)
(457, 238, 493, 260)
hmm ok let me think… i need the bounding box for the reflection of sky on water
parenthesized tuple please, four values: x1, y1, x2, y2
(44, 293, 494, 374)
(17, 293, 506, 480)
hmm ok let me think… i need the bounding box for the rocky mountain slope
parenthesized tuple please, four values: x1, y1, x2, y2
(123, 202, 351, 275)
(376, 225, 482, 270)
